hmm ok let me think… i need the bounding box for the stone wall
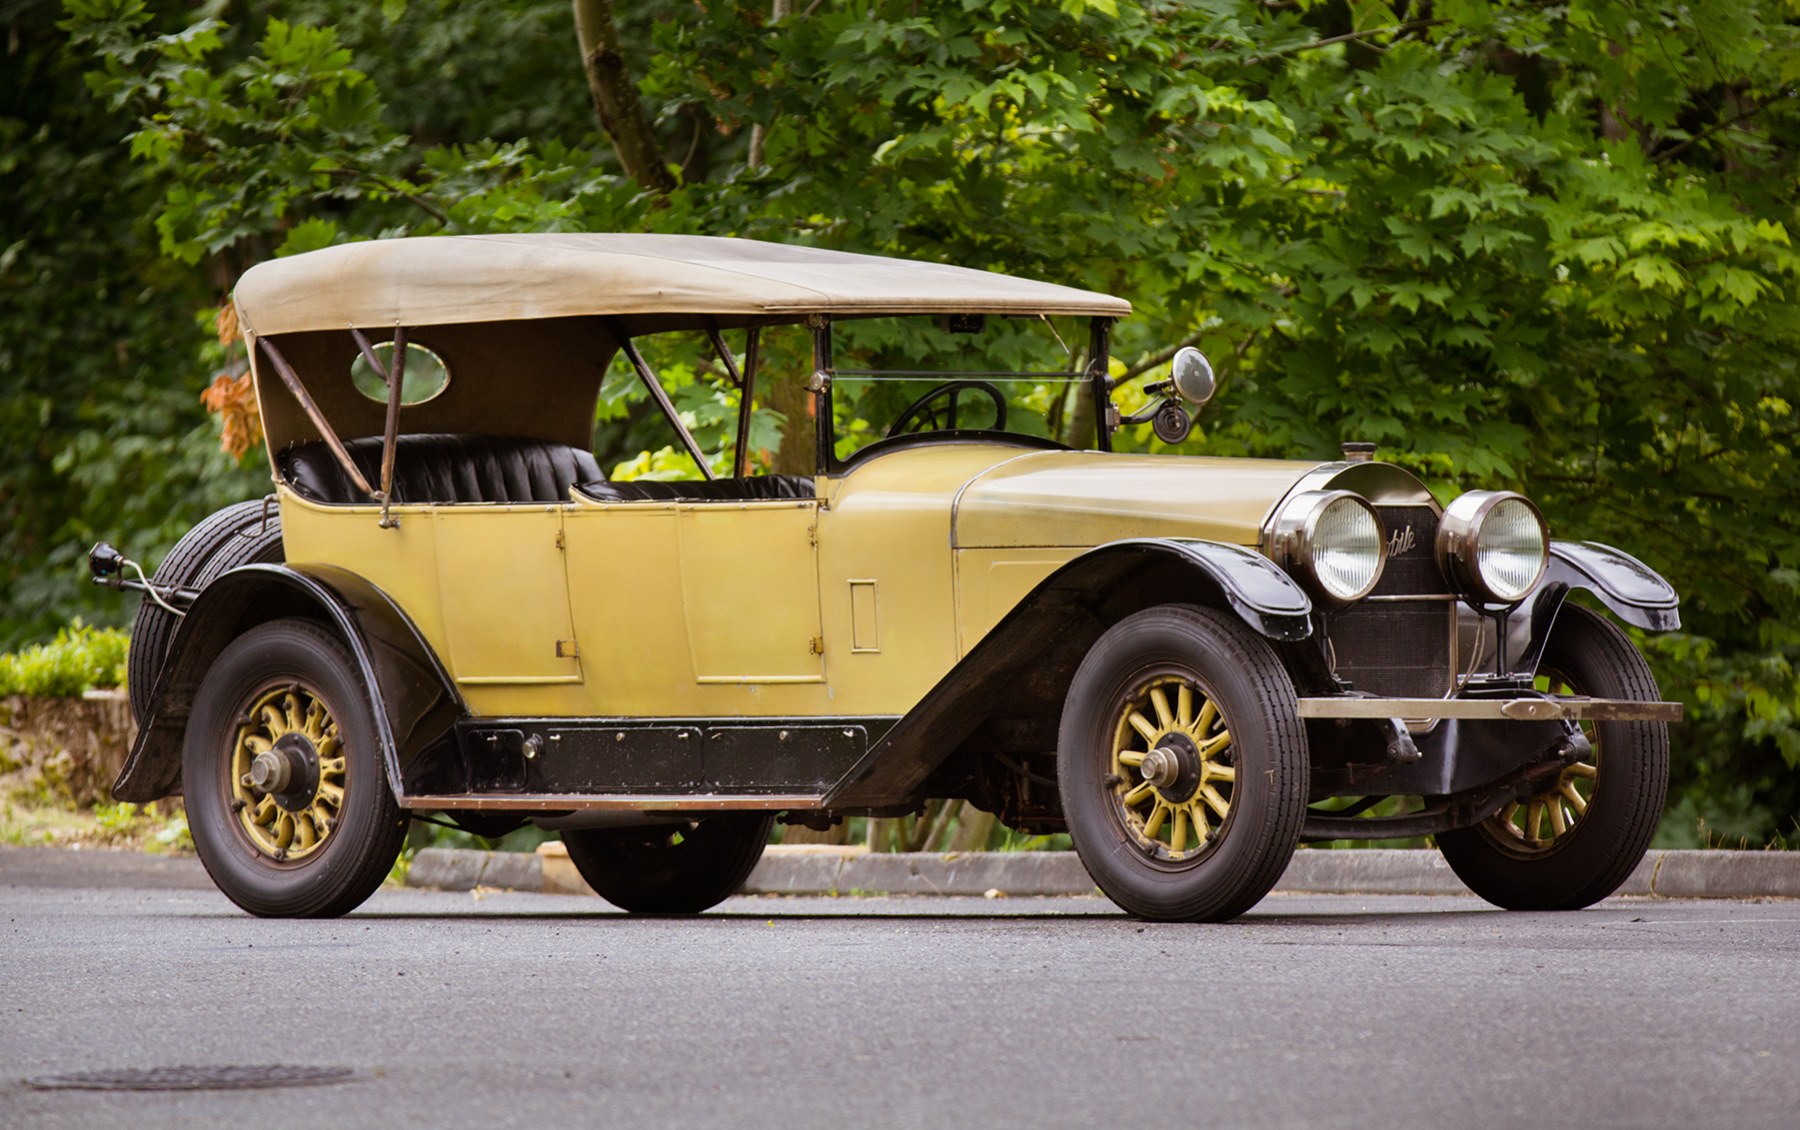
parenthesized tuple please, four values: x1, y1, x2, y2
(0, 690, 136, 807)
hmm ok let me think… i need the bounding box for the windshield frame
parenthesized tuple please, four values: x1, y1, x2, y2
(811, 313, 1117, 476)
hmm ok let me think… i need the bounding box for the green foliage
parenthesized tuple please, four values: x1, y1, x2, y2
(0, 622, 128, 698)
(14, 0, 1800, 843)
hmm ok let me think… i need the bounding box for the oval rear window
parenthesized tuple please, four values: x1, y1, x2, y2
(350, 341, 450, 405)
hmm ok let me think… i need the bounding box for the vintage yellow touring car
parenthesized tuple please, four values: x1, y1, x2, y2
(91, 234, 1681, 920)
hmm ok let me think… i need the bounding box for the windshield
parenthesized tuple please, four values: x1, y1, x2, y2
(592, 313, 1105, 482)
(826, 314, 1094, 464)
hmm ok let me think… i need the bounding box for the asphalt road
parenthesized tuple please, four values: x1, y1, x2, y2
(2, 856, 1797, 1130)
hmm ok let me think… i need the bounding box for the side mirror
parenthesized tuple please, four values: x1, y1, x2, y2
(1170, 346, 1216, 406)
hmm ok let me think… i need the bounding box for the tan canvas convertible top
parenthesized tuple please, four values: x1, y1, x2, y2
(232, 233, 1131, 337)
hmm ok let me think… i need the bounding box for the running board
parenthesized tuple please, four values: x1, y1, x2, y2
(1296, 696, 1682, 723)
(401, 792, 825, 813)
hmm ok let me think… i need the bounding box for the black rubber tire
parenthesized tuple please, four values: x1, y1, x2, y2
(1437, 605, 1669, 911)
(1057, 604, 1308, 922)
(128, 499, 284, 725)
(183, 618, 407, 918)
(561, 815, 774, 914)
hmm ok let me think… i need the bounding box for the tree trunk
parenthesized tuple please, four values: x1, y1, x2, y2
(780, 821, 850, 846)
(745, 0, 792, 170)
(572, 0, 676, 193)
(947, 803, 997, 852)
(767, 364, 817, 475)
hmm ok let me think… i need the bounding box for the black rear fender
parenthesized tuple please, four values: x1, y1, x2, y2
(112, 564, 462, 804)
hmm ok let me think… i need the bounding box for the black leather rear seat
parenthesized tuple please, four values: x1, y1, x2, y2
(575, 476, 816, 503)
(279, 434, 605, 505)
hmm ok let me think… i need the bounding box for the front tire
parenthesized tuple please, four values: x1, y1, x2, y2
(1058, 605, 1308, 922)
(1437, 604, 1669, 910)
(183, 618, 406, 917)
(561, 815, 773, 914)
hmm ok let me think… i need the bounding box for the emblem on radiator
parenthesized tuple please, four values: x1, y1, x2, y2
(1388, 524, 1418, 557)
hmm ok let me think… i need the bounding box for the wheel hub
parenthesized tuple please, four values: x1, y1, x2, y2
(1137, 732, 1202, 803)
(244, 733, 320, 811)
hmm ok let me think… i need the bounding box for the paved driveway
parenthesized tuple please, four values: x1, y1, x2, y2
(2, 853, 1795, 1129)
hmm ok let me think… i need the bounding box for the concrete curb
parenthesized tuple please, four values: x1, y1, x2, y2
(405, 846, 1800, 900)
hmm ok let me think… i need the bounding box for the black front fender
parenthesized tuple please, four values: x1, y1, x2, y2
(112, 564, 463, 804)
(825, 537, 1309, 807)
(1116, 538, 1314, 641)
(1542, 541, 1681, 631)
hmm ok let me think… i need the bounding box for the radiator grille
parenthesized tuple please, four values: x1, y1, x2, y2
(1325, 504, 1453, 698)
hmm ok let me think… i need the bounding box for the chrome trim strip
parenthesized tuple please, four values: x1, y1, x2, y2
(1359, 593, 1459, 603)
(1295, 697, 1682, 723)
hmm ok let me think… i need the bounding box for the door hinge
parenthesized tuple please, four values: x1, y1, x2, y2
(808, 636, 825, 656)
(554, 529, 566, 550)
(555, 639, 580, 659)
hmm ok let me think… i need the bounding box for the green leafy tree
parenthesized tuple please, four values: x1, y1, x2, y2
(18, 0, 1800, 843)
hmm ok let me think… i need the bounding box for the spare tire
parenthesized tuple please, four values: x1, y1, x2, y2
(127, 498, 284, 724)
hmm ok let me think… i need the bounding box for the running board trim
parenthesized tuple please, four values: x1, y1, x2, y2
(1296, 696, 1682, 723)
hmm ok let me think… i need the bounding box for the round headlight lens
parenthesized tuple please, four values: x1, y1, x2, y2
(1271, 490, 1386, 604)
(1436, 491, 1548, 605)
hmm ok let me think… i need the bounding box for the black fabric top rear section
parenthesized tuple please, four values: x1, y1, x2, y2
(279, 434, 604, 505)
(575, 476, 816, 503)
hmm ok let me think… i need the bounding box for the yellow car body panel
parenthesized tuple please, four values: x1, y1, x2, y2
(276, 442, 1322, 721)
(951, 451, 1319, 549)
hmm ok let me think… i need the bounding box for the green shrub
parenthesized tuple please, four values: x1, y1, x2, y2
(0, 622, 129, 697)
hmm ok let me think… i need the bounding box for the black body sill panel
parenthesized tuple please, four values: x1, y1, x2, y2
(403, 716, 900, 803)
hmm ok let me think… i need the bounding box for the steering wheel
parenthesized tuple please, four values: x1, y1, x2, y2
(885, 380, 1008, 438)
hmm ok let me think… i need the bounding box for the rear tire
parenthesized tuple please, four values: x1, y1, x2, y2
(1058, 605, 1307, 922)
(562, 815, 773, 914)
(183, 618, 405, 917)
(128, 499, 284, 724)
(1437, 605, 1669, 910)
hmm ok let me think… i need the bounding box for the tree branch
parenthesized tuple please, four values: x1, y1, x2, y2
(1247, 18, 1447, 65)
(1652, 86, 1795, 164)
(1119, 330, 1208, 383)
(572, 0, 676, 193)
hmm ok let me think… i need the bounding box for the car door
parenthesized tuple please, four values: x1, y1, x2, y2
(562, 494, 824, 718)
(675, 499, 824, 684)
(433, 506, 583, 686)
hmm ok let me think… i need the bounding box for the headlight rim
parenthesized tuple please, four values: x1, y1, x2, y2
(1435, 489, 1549, 606)
(1270, 489, 1388, 606)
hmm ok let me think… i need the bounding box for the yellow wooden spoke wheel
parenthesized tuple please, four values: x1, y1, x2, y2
(1110, 675, 1238, 862)
(1482, 670, 1598, 852)
(228, 684, 347, 862)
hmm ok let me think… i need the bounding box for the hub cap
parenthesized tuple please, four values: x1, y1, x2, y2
(1110, 674, 1236, 862)
(229, 685, 345, 862)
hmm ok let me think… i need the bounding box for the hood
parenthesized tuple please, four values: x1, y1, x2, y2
(951, 450, 1323, 550)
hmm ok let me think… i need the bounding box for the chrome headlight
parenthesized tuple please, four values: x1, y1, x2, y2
(1435, 490, 1548, 605)
(1269, 490, 1386, 604)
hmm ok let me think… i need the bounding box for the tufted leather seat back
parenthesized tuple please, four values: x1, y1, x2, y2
(575, 475, 816, 503)
(279, 434, 605, 505)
